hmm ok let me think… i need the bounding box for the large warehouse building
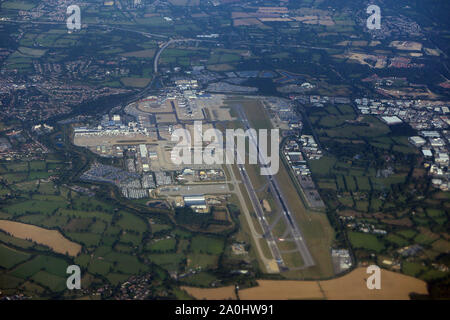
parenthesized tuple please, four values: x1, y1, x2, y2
(183, 195, 206, 206)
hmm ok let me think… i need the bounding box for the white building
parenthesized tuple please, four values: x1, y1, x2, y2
(408, 136, 426, 147)
(139, 144, 148, 158)
(381, 116, 402, 125)
(422, 149, 433, 157)
(184, 195, 206, 204)
(430, 138, 445, 147)
(436, 153, 449, 165)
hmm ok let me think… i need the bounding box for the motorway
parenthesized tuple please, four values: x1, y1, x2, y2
(153, 39, 196, 74)
(3, 18, 216, 108)
(235, 105, 315, 269)
(135, 37, 216, 101)
(153, 38, 217, 74)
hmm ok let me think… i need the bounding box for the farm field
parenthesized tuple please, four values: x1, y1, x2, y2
(0, 157, 220, 297)
(305, 104, 449, 282)
(181, 285, 237, 300)
(120, 77, 151, 88)
(0, 244, 31, 269)
(1, 1, 36, 10)
(0, 220, 82, 256)
(183, 267, 427, 300)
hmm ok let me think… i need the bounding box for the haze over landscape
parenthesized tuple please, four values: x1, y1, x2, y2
(0, 0, 449, 302)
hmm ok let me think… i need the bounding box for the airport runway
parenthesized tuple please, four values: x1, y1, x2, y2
(226, 163, 280, 273)
(236, 105, 315, 269)
(236, 161, 287, 270)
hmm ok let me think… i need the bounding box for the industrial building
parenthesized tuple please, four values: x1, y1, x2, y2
(381, 116, 403, 125)
(408, 136, 426, 147)
(183, 195, 206, 206)
(139, 144, 148, 158)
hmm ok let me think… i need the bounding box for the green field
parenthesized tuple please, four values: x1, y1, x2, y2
(0, 244, 31, 269)
(10, 255, 67, 279)
(187, 253, 218, 269)
(190, 236, 224, 255)
(147, 253, 184, 271)
(120, 77, 151, 88)
(348, 232, 385, 252)
(2, 1, 36, 10)
(146, 238, 176, 252)
(180, 272, 217, 287)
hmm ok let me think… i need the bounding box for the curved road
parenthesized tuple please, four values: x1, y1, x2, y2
(153, 39, 194, 74)
(153, 38, 217, 74)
